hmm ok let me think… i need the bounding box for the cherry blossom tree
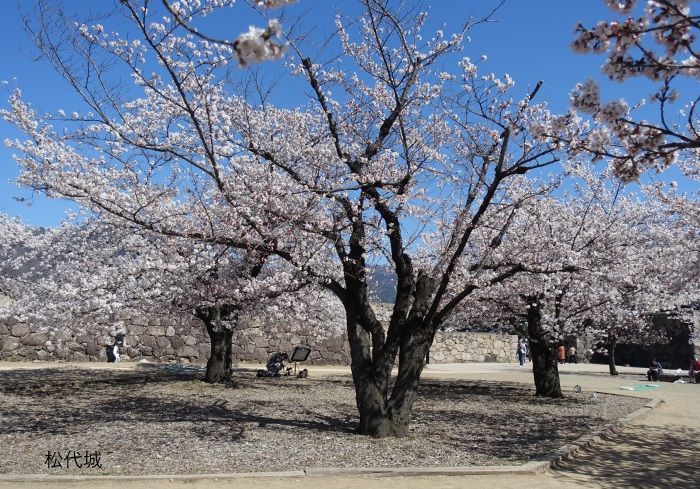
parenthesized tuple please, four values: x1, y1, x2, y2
(2, 0, 575, 437)
(227, 1, 572, 435)
(1, 216, 329, 382)
(560, 2, 700, 306)
(545, 0, 700, 374)
(3, 0, 339, 381)
(448, 167, 696, 394)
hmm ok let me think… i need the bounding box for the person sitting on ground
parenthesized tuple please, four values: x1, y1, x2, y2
(266, 352, 290, 377)
(647, 358, 663, 382)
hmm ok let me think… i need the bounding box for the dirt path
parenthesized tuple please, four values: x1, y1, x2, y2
(1, 362, 698, 488)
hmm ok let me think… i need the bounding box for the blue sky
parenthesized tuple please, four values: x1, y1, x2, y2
(0, 0, 696, 227)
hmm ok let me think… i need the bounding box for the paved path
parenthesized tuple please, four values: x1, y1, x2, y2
(423, 362, 700, 488)
(1, 361, 698, 488)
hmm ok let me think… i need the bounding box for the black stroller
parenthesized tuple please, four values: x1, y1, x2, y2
(257, 346, 311, 378)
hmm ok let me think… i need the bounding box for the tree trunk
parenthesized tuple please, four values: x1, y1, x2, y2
(346, 310, 435, 438)
(530, 343, 562, 397)
(386, 321, 433, 437)
(346, 310, 392, 437)
(203, 319, 234, 384)
(354, 376, 391, 437)
(341, 229, 435, 438)
(608, 337, 618, 376)
(527, 300, 562, 398)
(195, 306, 237, 384)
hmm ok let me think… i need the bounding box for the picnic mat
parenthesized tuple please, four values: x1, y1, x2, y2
(619, 384, 661, 392)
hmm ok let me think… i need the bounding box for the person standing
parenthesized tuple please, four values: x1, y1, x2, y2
(568, 345, 577, 364)
(557, 344, 566, 364)
(517, 339, 527, 367)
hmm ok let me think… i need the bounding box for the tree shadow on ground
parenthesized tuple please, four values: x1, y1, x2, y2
(552, 424, 699, 489)
(0, 367, 636, 458)
(0, 367, 356, 440)
(416, 378, 582, 405)
(409, 379, 605, 460)
(0, 367, 191, 398)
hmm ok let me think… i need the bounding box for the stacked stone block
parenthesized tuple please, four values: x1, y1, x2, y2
(2, 315, 517, 365)
(429, 331, 518, 363)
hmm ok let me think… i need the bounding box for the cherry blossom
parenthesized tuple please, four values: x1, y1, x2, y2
(564, 0, 700, 181)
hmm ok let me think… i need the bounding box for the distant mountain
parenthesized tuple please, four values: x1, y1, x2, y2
(368, 265, 396, 304)
(1, 228, 45, 280)
(3, 240, 398, 305)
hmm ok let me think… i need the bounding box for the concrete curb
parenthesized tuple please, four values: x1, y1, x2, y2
(0, 465, 544, 482)
(303, 463, 543, 477)
(0, 471, 307, 483)
(0, 395, 663, 482)
(535, 396, 663, 471)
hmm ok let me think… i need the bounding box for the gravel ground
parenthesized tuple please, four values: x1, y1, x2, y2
(0, 365, 645, 475)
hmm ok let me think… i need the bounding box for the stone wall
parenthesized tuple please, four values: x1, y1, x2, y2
(1, 315, 517, 365)
(0, 314, 351, 365)
(230, 318, 351, 365)
(428, 331, 518, 363)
